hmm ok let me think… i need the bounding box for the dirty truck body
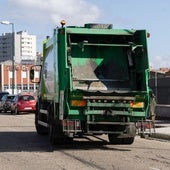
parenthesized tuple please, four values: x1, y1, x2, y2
(34, 23, 152, 144)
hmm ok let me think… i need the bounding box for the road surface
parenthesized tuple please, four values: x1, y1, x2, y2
(0, 112, 169, 170)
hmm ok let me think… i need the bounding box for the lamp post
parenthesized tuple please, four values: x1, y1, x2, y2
(0, 21, 15, 94)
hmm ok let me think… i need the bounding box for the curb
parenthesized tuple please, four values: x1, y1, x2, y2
(150, 133, 170, 141)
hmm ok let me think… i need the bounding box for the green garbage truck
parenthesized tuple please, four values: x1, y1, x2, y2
(30, 21, 154, 145)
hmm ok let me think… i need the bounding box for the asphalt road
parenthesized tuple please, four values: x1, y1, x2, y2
(0, 112, 170, 170)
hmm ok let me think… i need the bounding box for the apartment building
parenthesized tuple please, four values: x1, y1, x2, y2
(0, 30, 39, 94)
(0, 31, 36, 63)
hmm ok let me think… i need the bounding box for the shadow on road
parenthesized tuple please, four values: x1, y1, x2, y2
(0, 132, 131, 152)
(0, 111, 35, 115)
(0, 112, 131, 152)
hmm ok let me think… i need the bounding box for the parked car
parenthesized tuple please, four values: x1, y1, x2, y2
(3, 94, 16, 113)
(11, 94, 36, 114)
(0, 92, 9, 100)
(0, 94, 8, 112)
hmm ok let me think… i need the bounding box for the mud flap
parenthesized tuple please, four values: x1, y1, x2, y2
(49, 120, 73, 145)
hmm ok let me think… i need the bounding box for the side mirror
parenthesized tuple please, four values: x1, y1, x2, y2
(30, 69, 34, 80)
(30, 65, 42, 83)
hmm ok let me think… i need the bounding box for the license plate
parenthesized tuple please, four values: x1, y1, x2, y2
(24, 107, 32, 110)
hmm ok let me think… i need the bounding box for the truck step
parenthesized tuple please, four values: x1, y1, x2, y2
(38, 120, 49, 127)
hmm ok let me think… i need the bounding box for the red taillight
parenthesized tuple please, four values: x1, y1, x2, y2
(62, 120, 81, 132)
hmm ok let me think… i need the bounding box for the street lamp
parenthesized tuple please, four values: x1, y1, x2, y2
(0, 21, 15, 94)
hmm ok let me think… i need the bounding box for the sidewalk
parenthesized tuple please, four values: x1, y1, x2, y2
(150, 120, 170, 141)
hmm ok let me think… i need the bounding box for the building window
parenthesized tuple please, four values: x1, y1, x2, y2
(17, 84, 21, 90)
(23, 84, 28, 90)
(36, 85, 39, 90)
(4, 85, 9, 90)
(29, 84, 34, 90)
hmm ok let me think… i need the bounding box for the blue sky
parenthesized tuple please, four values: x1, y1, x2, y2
(0, 0, 170, 69)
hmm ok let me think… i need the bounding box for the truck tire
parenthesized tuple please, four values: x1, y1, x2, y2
(35, 110, 48, 135)
(48, 105, 63, 144)
(122, 137, 134, 144)
(108, 134, 134, 145)
(108, 134, 122, 144)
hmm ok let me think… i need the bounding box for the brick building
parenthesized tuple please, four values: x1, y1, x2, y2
(0, 61, 39, 94)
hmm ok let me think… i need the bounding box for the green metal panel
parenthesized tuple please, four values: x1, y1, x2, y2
(41, 24, 151, 122)
(66, 27, 136, 35)
(85, 110, 146, 117)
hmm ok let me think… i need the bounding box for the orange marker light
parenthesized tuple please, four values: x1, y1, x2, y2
(61, 20, 66, 27)
(130, 102, 144, 108)
(147, 32, 150, 38)
(71, 100, 87, 107)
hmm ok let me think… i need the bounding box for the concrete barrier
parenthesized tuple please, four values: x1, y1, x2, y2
(150, 132, 170, 141)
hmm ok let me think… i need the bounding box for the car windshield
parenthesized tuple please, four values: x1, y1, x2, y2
(0, 92, 9, 100)
(6, 95, 16, 101)
(1, 95, 7, 101)
(19, 95, 35, 101)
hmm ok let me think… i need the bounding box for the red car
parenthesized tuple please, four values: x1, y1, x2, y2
(11, 94, 36, 114)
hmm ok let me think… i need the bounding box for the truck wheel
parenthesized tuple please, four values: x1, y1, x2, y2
(122, 137, 134, 144)
(48, 105, 65, 145)
(108, 134, 134, 145)
(108, 134, 122, 144)
(48, 105, 57, 144)
(35, 110, 48, 135)
(48, 105, 61, 144)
